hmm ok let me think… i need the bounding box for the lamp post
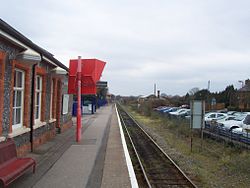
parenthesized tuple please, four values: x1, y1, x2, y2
(76, 56, 82, 142)
(238, 80, 244, 88)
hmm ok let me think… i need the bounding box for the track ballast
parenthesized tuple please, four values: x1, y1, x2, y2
(117, 104, 197, 188)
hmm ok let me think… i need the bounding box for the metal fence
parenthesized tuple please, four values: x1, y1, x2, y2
(204, 123, 250, 145)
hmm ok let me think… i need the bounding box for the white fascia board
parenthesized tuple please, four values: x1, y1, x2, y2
(0, 30, 27, 50)
(0, 29, 59, 67)
(51, 67, 67, 74)
(0, 30, 41, 58)
(42, 56, 58, 67)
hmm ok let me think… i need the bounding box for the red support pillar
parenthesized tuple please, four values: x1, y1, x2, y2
(76, 56, 82, 142)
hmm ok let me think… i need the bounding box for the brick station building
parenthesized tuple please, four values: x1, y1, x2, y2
(0, 19, 73, 156)
(238, 79, 250, 111)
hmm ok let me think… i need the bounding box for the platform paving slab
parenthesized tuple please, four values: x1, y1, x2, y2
(33, 105, 114, 188)
(7, 111, 97, 188)
(101, 106, 131, 188)
(5, 105, 133, 188)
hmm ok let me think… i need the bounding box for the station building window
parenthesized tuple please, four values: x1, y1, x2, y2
(50, 79, 54, 120)
(35, 75, 42, 122)
(12, 69, 25, 130)
(9, 61, 31, 136)
(33, 66, 47, 128)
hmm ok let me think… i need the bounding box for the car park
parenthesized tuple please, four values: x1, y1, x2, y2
(154, 105, 250, 145)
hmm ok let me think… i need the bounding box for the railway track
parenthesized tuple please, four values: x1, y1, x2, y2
(117, 104, 197, 188)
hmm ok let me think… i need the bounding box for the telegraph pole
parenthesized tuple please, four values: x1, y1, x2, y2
(154, 83, 156, 96)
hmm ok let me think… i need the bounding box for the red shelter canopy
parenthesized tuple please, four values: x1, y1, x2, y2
(68, 59, 106, 95)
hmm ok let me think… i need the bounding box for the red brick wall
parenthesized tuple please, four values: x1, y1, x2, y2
(56, 79, 62, 128)
(16, 142, 31, 157)
(51, 76, 63, 128)
(0, 52, 6, 136)
(16, 126, 56, 157)
(33, 128, 56, 148)
(60, 120, 73, 133)
(52, 78, 57, 119)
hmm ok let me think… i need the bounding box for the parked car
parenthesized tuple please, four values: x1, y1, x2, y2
(180, 104, 189, 108)
(227, 111, 237, 115)
(219, 114, 250, 130)
(216, 115, 236, 124)
(163, 107, 179, 114)
(185, 115, 191, 119)
(241, 114, 250, 130)
(231, 127, 244, 134)
(204, 112, 227, 122)
(231, 127, 250, 139)
(157, 107, 171, 113)
(233, 112, 247, 117)
(178, 109, 190, 117)
(154, 106, 166, 111)
(169, 108, 189, 116)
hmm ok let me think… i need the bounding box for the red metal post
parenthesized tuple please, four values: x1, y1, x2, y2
(76, 56, 82, 142)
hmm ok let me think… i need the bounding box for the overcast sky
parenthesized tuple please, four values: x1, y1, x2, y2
(2, 0, 250, 96)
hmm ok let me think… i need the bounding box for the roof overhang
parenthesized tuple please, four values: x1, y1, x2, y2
(15, 48, 41, 63)
(42, 56, 58, 67)
(0, 30, 26, 51)
(0, 19, 68, 70)
(51, 67, 67, 75)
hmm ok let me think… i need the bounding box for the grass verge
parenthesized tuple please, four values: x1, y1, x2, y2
(125, 105, 250, 188)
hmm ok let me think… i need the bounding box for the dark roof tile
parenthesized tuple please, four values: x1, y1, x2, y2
(0, 18, 68, 71)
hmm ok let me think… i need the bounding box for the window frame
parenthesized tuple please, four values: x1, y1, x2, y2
(50, 79, 54, 119)
(12, 68, 25, 130)
(35, 75, 42, 122)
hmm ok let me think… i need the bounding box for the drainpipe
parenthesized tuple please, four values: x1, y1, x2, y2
(15, 50, 41, 152)
(30, 63, 37, 152)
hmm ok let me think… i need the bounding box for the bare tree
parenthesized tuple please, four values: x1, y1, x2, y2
(188, 87, 199, 96)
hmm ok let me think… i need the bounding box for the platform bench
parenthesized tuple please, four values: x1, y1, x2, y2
(0, 139, 36, 188)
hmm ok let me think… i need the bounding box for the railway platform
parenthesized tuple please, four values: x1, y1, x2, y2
(8, 105, 136, 188)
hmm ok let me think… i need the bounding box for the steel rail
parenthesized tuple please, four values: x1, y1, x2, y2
(117, 104, 198, 188)
(118, 108, 152, 188)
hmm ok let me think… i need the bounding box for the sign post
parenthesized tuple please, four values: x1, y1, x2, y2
(76, 56, 82, 142)
(190, 100, 205, 152)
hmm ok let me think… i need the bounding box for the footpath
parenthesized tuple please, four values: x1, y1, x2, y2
(9, 105, 132, 188)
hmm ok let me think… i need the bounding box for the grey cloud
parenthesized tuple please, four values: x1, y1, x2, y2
(1, 0, 250, 95)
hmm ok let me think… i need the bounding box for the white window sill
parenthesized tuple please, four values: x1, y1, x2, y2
(34, 121, 46, 129)
(49, 118, 57, 123)
(0, 136, 6, 142)
(8, 127, 31, 138)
